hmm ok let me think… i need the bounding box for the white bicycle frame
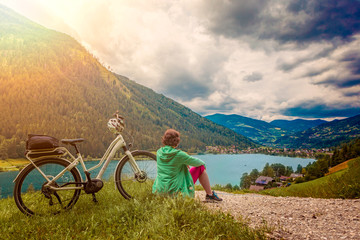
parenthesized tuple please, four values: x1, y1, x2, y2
(15, 134, 143, 191)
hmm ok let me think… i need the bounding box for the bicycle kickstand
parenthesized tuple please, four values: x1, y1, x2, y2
(92, 193, 98, 203)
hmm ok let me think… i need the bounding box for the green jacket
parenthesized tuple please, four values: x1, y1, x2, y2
(152, 146, 205, 198)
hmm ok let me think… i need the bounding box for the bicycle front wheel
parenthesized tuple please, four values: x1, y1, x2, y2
(115, 150, 157, 199)
(13, 158, 82, 216)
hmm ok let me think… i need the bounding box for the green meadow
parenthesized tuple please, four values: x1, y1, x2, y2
(0, 181, 268, 240)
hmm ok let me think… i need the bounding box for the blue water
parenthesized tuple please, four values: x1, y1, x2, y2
(0, 154, 314, 199)
(197, 154, 314, 186)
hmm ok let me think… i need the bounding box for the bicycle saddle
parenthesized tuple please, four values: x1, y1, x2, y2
(61, 138, 85, 145)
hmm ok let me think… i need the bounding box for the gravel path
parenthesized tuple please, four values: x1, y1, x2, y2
(195, 191, 360, 240)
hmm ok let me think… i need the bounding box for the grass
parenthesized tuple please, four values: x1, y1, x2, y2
(0, 158, 28, 171)
(261, 157, 360, 199)
(1, 180, 268, 240)
(326, 159, 350, 175)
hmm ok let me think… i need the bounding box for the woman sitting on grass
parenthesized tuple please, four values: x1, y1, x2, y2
(152, 129, 222, 201)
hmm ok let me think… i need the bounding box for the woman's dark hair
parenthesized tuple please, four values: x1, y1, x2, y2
(162, 129, 180, 147)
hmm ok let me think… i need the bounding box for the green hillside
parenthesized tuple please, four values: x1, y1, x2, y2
(270, 119, 327, 132)
(205, 113, 287, 145)
(0, 4, 256, 159)
(275, 114, 360, 149)
(262, 157, 360, 199)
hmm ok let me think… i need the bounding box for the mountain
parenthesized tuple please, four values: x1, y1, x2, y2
(275, 114, 360, 149)
(205, 113, 287, 145)
(270, 119, 327, 132)
(205, 113, 360, 149)
(0, 4, 257, 159)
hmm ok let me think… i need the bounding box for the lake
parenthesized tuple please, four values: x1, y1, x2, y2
(0, 154, 314, 199)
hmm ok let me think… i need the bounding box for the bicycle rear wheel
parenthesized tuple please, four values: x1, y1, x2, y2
(115, 150, 157, 199)
(13, 158, 82, 216)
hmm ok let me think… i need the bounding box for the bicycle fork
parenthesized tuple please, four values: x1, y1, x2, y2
(125, 150, 143, 176)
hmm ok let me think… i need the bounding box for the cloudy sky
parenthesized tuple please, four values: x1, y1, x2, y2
(1, 0, 360, 121)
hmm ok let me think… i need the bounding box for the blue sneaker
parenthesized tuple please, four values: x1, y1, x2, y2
(205, 191, 223, 201)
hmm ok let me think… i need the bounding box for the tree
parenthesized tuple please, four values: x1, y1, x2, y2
(249, 168, 259, 182)
(240, 173, 251, 189)
(225, 183, 233, 190)
(262, 163, 274, 177)
(285, 166, 294, 176)
(270, 163, 286, 177)
(0, 143, 8, 160)
(296, 164, 303, 173)
(305, 158, 328, 180)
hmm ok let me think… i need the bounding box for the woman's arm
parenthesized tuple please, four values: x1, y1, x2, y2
(179, 151, 206, 168)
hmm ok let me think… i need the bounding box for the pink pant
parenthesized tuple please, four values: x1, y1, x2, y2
(189, 165, 205, 184)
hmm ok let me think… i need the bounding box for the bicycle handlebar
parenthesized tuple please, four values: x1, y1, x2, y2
(114, 111, 124, 120)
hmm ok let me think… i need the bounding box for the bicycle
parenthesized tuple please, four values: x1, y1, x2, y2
(13, 112, 157, 216)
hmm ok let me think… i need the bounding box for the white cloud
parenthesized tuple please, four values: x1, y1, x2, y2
(1, 0, 359, 121)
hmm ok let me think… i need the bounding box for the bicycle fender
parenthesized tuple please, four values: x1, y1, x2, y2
(13, 162, 33, 183)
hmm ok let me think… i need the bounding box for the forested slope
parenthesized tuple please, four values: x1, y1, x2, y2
(275, 114, 360, 149)
(0, 4, 256, 158)
(205, 113, 287, 145)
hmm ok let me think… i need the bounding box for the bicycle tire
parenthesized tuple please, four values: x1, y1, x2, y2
(114, 150, 157, 199)
(13, 158, 82, 216)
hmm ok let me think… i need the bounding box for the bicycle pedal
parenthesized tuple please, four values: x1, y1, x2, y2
(92, 193, 98, 203)
(49, 197, 54, 206)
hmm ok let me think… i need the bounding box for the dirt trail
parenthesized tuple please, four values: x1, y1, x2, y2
(196, 191, 360, 240)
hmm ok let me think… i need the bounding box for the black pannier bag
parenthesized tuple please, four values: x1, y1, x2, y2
(26, 134, 60, 150)
(26, 134, 64, 158)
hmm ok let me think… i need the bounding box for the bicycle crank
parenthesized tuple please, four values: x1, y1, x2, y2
(84, 179, 104, 194)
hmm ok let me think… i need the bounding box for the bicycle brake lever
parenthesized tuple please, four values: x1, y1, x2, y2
(114, 111, 124, 120)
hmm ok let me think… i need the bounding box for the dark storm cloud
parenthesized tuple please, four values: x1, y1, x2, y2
(318, 77, 360, 88)
(277, 47, 334, 72)
(202, 0, 360, 44)
(202, 0, 268, 38)
(314, 50, 360, 88)
(343, 91, 360, 97)
(162, 72, 211, 101)
(281, 0, 360, 42)
(342, 51, 360, 75)
(282, 101, 360, 118)
(243, 71, 263, 82)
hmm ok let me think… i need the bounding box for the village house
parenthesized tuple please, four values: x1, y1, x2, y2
(255, 176, 274, 185)
(290, 173, 304, 178)
(280, 176, 291, 181)
(249, 176, 275, 191)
